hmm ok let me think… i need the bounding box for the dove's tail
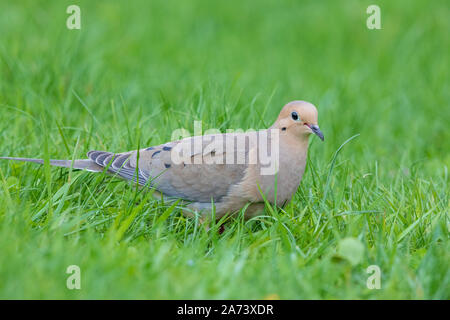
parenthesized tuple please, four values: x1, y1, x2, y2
(0, 157, 104, 172)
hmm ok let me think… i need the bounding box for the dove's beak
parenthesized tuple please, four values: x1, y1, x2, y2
(308, 124, 324, 141)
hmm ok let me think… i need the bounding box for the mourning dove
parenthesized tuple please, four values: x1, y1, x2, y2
(1, 100, 323, 218)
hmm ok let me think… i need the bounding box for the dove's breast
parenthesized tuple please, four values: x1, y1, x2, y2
(217, 138, 308, 214)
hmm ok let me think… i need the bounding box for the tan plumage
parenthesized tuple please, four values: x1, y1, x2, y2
(0, 100, 324, 218)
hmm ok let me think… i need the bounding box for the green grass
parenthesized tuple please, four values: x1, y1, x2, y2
(0, 0, 448, 299)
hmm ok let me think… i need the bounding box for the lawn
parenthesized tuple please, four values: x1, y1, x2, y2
(0, 0, 448, 299)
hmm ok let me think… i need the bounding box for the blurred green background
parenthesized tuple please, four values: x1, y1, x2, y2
(0, 0, 448, 299)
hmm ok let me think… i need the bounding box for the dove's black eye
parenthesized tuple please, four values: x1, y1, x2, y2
(291, 111, 299, 121)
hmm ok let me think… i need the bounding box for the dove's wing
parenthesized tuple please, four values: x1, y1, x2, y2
(88, 132, 258, 202)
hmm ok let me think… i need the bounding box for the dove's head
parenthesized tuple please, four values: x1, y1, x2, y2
(274, 100, 324, 141)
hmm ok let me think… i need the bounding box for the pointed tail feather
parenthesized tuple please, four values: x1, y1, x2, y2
(0, 157, 104, 172)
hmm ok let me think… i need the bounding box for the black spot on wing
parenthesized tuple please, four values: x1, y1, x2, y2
(164, 163, 171, 168)
(152, 150, 161, 158)
(162, 146, 172, 151)
(145, 147, 154, 151)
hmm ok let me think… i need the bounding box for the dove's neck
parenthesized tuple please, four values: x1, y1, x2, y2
(268, 125, 310, 157)
(262, 130, 309, 204)
(279, 132, 310, 159)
